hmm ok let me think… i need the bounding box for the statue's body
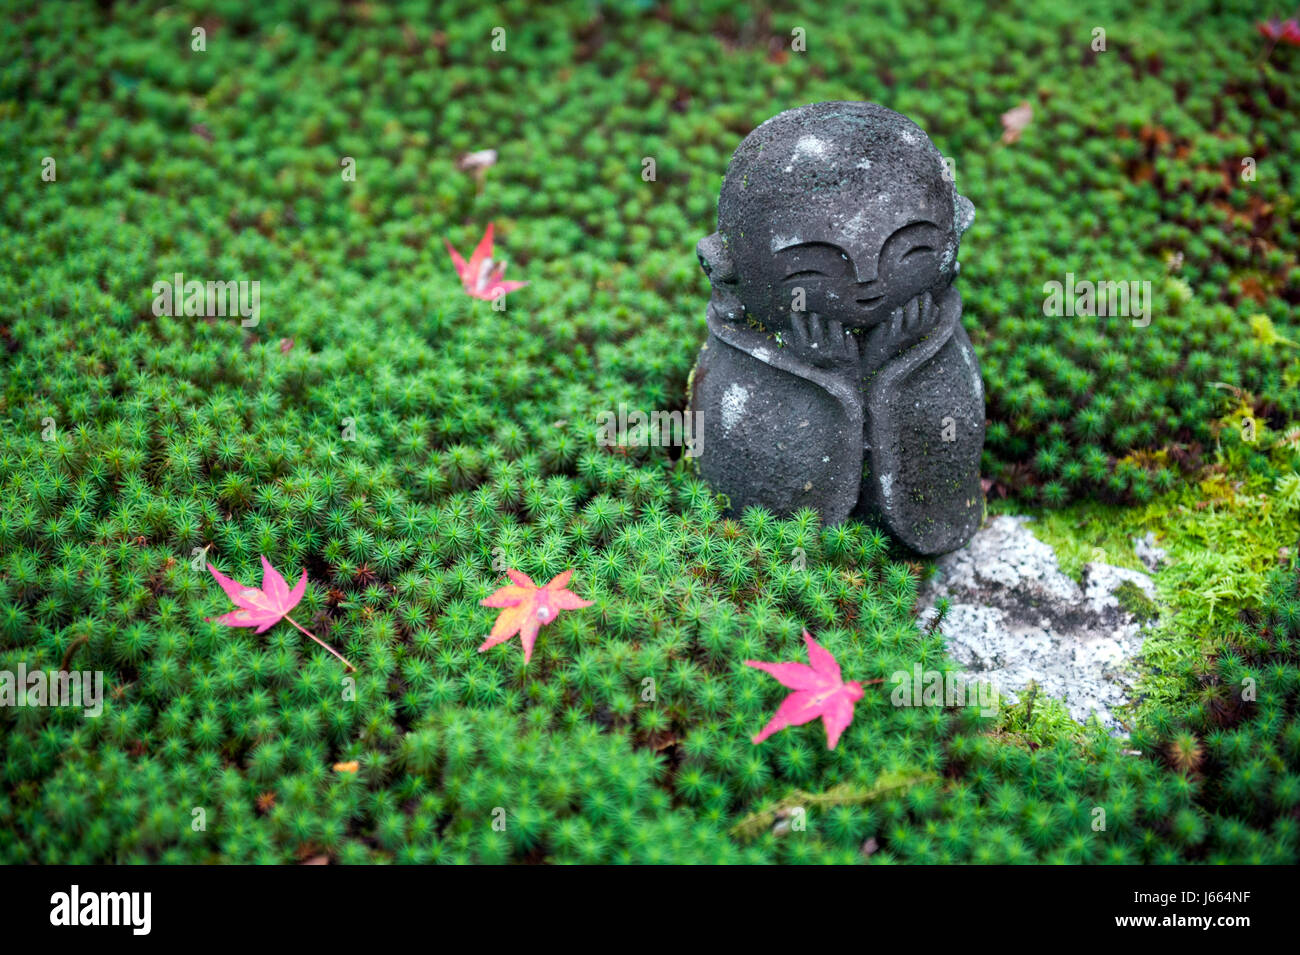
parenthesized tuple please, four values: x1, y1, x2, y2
(688, 102, 985, 555)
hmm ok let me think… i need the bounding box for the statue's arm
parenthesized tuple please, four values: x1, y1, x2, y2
(707, 315, 864, 514)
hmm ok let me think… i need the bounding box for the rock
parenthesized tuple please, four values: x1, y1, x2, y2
(688, 102, 984, 555)
(919, 515, 1158, 732)
(1133, 531, 1168, 571)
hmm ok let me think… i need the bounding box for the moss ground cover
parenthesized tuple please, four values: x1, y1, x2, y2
(1, 0, 1298, 863)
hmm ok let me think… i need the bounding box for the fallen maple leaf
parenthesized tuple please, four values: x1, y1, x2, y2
(205, 556, 355, 671)
(479, 569, 592, 663)
(457, 148, 498, 173)
(745, 631, 866, 749)
(445, 223, 528, 302)
(1258, 17, 1300, 46)
(1000, 101, 1033, 144)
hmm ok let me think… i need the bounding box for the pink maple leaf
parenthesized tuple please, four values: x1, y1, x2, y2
(745, 631, 866, 749)
(205, 556, 355, 671)
(479, 569, 592, 664)
(444, 223, 529, 302)
(1259, 17, 1300, 45)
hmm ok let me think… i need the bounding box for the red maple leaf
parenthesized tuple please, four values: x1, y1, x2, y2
(205, 556, 355, 671)
(1258, 17, 1300, 45)
(445, 223, 528, 302)
(745, 631, 865, 749)
(479, 569, 592, 663)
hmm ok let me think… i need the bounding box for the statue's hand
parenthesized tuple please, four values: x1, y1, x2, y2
(862, 288, 953, 374)
(787, 311, 860, 374)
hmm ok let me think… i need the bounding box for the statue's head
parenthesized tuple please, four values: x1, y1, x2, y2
(698, 101, 975, 332)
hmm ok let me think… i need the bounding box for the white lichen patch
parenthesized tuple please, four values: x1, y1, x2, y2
(1133, 532, 1168, 571)
(720, 382, 748, 435)
(879, 471, 894, 506)
(919, 515, 1158, 733)
(791, 134, 829, 162)
(960, 338, 981, 399)
(841, 210, 870, 244)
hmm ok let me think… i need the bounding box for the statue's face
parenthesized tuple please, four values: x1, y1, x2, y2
(733, 187, 955, 331)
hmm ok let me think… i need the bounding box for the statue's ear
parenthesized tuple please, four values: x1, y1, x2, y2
(696, 232, 736, 286)
(943, 195, 976, 284)
(954, 194, 975, 237)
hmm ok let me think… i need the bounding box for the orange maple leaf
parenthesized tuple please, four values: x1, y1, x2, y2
(479, 569, 592, 663)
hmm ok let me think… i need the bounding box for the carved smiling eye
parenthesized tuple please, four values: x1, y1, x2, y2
(878, 223, 946, 282)
(776, 241, 851, 282)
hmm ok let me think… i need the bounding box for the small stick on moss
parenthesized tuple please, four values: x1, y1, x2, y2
(729, 771, 937, 841)
(60, 634, 89, 673)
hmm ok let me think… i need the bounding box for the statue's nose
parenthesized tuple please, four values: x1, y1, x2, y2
(853, 278, 885, 306)
(851, 256, 879, 286)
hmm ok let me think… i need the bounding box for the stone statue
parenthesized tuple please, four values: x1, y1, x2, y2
(688, 101, 984, 555)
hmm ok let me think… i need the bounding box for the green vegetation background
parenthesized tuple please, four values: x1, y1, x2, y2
(1, 0, 1298, 863)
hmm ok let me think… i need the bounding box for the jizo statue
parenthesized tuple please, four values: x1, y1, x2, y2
(688, 102, 985, 555)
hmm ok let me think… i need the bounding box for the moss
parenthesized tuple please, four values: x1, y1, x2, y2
(1114, 579, 1159, 623)
(1, 0, 1298, 865)
(1000, 410, 1299, 728)
(991, 687, 1092, 750)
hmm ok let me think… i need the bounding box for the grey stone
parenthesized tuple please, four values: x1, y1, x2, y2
(918, 515, 1158, 732)
(688, 101, 984, 555)
(1133, 531, 1168, 571)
